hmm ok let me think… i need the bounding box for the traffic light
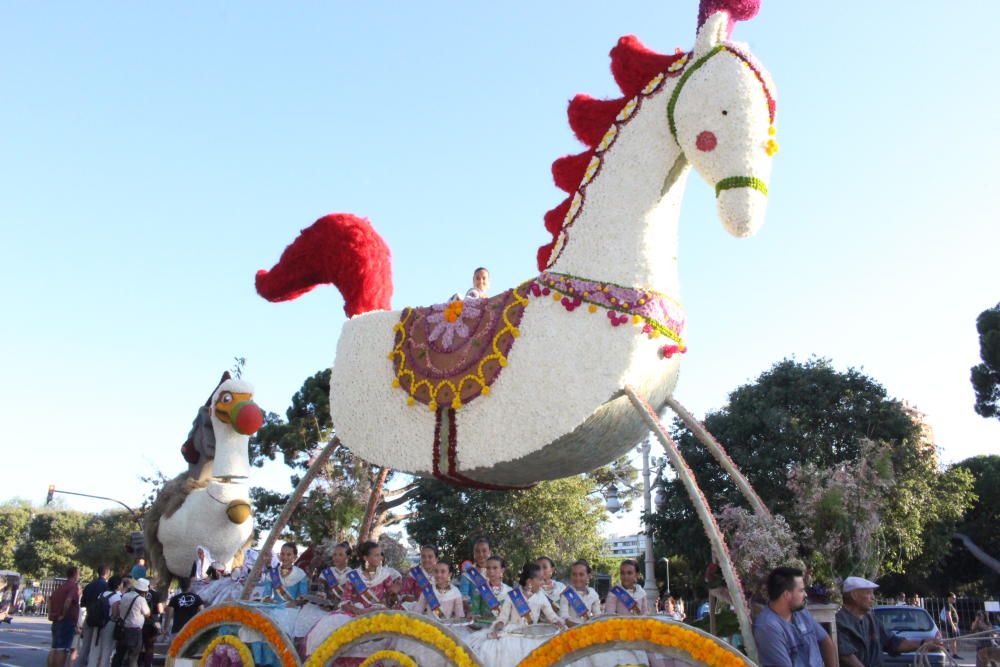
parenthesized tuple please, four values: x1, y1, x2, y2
(46, 485, 55, 505)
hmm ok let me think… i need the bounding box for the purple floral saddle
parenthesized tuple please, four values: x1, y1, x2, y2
(389, 283, 530, 410)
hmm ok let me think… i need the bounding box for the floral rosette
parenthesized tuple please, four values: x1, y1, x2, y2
(199, 635, 255, 667)
(520, 617, 751, 667)
(304, 611, 480, 667)
(168, 603, 297, 667)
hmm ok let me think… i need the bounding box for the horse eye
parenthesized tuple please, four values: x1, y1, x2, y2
(721, 110, 728, 116)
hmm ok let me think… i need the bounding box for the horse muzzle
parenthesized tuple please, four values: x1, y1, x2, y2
(715, 176, 769, 238)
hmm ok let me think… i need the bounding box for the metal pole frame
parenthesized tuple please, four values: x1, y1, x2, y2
(624, 385, 758, 663)
(663, 396, 770, 517)
(240, 436, 341, 600)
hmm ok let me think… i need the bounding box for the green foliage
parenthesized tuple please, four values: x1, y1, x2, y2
(0, 502, 32, 570)
(923, 455, 1000, 594)
(648, 358, 974, 590)
(406, 470, 622, 581)
(15, 510, 91, 579)
(971, 303, 1000, 420)
(74, 511, 136, 577)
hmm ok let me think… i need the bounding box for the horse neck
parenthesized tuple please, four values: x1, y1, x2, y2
(547, 87, 689, 297)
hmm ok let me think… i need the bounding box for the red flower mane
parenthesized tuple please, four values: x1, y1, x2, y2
(538, 36, 687, 271)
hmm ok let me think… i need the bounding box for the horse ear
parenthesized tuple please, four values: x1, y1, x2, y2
(694, 11, 729, 57)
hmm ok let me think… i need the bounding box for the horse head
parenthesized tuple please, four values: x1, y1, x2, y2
(669, 1, 777, 237)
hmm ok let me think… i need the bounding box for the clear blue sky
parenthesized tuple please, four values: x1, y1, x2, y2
(2, 2, 997, 526)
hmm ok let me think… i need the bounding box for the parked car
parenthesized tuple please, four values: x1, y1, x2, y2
(873, 605, 946, 667)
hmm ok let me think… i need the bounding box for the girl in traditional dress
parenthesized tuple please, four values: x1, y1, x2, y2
(340, 541, 402, 612)
(603, 559, 651, 615)
(559, 560, 601, 626)
(459, 537, 492, 612)
(536, 555, 566, 614)
(469, 556, 511, 625)
(400, 544, 438, 611)
(263, 542, 309, 603)
(244, 542, 309, 665)
(413, 562, 463, 618)
(467, 562, 567, 665)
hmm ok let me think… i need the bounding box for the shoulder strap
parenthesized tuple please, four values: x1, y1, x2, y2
(122, 594, 139, 619)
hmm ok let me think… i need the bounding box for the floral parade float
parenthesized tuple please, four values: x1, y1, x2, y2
(145, 373, 265, 591)
(169, 0, 782, 664)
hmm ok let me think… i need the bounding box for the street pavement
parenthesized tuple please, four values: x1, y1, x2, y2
(0, 615, 49, 667)
(0, 616, 170, 667)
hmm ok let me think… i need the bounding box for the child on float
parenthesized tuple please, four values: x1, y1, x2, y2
(466, 267, 490, 299)
(467, 562, 567, 665)
(559, 560, 601, 625)
(304, 540, 402, 658)
(413, 562, 463, 618)
(400, 544, 438, 611)
(459, 538, 493, 614)
(292, 543, 353, 650)
(536, 555, 566, 613)
(603, 559, 652, 615)
(242, 542, 308, 665)
(469, 555, 512, 626)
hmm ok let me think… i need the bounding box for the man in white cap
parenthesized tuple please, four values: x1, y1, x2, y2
(836, 576, 941, 667)
(114, 579, 150, 667)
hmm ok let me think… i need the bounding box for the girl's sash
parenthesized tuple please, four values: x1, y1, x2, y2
(610, 585, 640, 614)
(409, 566, 432, 592)
(321, 567, 344, 598)
(347, 570, 381, 605)
(508, 588, 532, 622)
(562, 587, 590, 618)
(463, 563, 501, 613)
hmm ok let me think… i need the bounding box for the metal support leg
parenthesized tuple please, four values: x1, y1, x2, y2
(624, 385, 758, 663)
(240, 436, 342, 600)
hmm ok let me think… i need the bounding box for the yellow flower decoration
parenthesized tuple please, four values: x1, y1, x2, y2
(304, 611, 481, 667)
(199, 635, 255, 667)
(520, 617, 750, 667)
(359, 650, 418, 667)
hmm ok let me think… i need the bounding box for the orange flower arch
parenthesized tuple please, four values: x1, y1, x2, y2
(167, 603, 298, 667)
(521, 617, 751, 667)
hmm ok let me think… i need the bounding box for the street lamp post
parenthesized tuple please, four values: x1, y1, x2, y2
(604, 438, 661, 608)
(640, 438, 658, 607)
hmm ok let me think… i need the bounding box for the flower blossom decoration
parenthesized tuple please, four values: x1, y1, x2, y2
(427, 299, 482, 349)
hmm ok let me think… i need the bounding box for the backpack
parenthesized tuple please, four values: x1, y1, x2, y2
(86, 591, 113, 628)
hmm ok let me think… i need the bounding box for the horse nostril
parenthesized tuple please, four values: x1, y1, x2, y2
(696, 131, 717, 152)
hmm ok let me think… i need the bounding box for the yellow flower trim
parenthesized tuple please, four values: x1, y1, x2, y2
(520, 617, 749, 667)
(304, 611, 480, 667)
(168, 603, 298, 667)
(389, 283, 530, 411)
(199, 635, 255, 667)
(358, 650, 418, 667)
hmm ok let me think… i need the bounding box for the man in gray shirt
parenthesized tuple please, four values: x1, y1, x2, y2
(753, 566, 837, 667)
(836, 576, 940, 667)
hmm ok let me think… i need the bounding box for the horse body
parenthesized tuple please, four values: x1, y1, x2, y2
(257, 5, 777, 488)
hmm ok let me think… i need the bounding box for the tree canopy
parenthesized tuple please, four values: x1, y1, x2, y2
(405, 462, 635, 579)
(648, 358, 974, 589)
(971, 302, 1000, 420)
